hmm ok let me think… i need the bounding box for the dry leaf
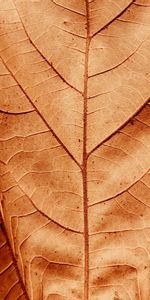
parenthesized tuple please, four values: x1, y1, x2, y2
(0, 0, 150, 299)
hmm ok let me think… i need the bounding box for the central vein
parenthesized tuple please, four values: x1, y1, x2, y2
(83, 1, 90, 299)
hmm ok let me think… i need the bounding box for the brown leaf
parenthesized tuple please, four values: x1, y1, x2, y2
(0, 216, 27, 299)
(0, 1, 150, 299)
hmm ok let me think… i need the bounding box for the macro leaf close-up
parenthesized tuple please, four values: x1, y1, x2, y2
(0, 0, 150, 299)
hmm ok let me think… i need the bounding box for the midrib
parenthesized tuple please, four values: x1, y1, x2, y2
(83, 1, 90, 299)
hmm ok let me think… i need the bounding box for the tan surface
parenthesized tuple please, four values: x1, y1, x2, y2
(0, 1, 150, 299)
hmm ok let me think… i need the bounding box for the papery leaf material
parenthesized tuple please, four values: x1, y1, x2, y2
(0, 1, 150, 299)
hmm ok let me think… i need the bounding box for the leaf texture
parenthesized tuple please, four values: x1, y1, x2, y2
(0, 0, 150, 299)
(0, 216, 27, 299)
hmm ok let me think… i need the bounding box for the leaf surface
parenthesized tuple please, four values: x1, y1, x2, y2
(0, 216, 27, 299)
(0, 0, 150, 299)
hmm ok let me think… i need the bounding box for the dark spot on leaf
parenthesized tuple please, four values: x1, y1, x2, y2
(103, 25, 108, 30)
(130, 120, 134, 125)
